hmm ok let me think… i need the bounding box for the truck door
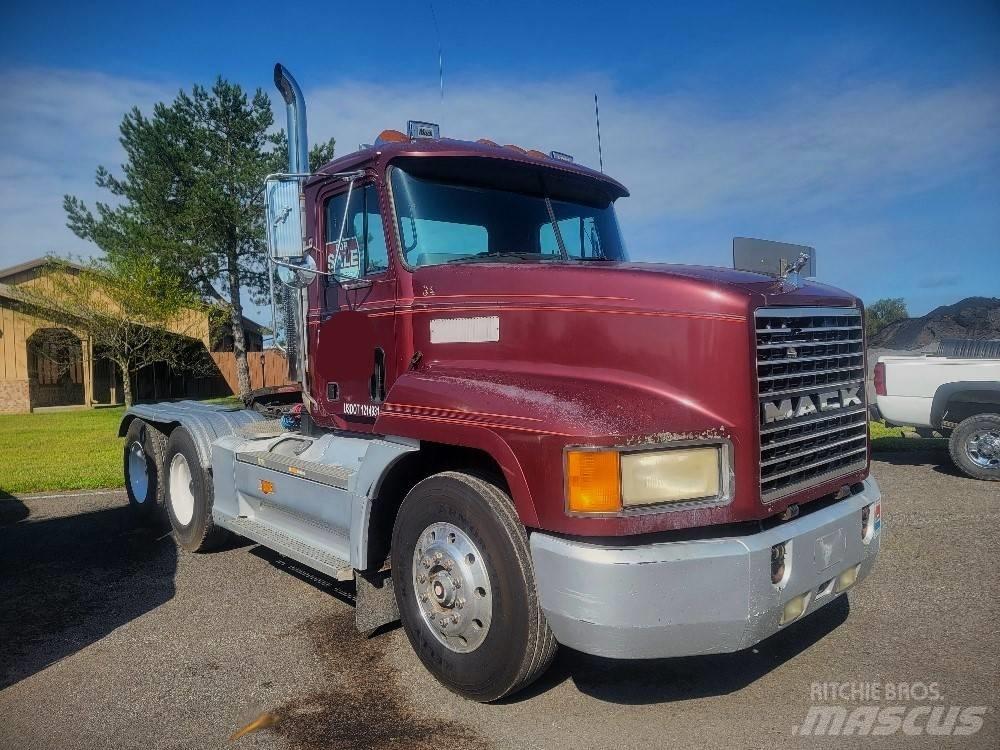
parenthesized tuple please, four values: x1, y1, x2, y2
(310, 181, 396, 431)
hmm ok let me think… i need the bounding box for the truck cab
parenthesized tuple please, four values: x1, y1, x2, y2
(120, 64, 882, 702)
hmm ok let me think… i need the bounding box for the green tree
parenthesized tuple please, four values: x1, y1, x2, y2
(64, 78, 334, 398)
(866, 297, 909, 339)
(19, 257, 211, 407)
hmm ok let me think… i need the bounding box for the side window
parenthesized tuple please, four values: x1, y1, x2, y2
(324, 184, 389, 279)
(361, 187, 389, 274)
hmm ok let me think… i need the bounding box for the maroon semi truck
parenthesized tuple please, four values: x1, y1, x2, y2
(120, 64, 882, 701)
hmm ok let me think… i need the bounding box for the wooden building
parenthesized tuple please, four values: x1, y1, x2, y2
(0, 258, 277, 414)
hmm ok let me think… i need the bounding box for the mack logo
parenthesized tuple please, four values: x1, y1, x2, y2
(762, 386, 863, 424)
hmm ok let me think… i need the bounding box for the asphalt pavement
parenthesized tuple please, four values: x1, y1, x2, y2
(1, 450, 997, 750)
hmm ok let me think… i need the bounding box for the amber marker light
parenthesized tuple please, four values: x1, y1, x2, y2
(566, 450, 621, 514)
(259, 480, 274, 495)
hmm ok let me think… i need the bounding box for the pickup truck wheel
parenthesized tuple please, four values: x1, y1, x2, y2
(123, 419, 166, 519)
(391, 471, 557, 702)
(949, 414, 1000, 481)
(164, 428, 229, 551)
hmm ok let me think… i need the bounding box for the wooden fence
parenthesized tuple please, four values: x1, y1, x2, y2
(210, 349, 296, 394)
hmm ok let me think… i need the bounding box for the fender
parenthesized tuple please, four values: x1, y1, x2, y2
(375, 364, 745, 532)
(931, 381, 1000, 427)
(119, 401, 266, 467)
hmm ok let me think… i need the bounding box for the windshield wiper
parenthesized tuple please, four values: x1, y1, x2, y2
(445, 251, 555, 264)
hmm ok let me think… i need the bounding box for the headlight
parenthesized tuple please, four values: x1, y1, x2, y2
(565, 444, 726, 515)
(621, 446, 722, 506)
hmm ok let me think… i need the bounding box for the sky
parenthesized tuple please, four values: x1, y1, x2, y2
(0, 0, 998, 318)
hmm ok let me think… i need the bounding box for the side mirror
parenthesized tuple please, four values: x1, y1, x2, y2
(733, 237, 816, 278)
(265, 177, 306, 259)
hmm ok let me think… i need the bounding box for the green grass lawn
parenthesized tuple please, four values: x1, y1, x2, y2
(0, 407, 127, 495)
(869, 419, 947, 453)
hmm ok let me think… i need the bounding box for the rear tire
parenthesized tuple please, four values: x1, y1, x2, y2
(123, 419, 166, 520)
(949, 414, 1000, 481)
(391, 471, 557, 702)
(164, 428, 229, 551)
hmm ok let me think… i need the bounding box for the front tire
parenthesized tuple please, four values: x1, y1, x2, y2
(123, 419, 166, 520)
(391, 472, 557, 702)
(949, 414, 1000, 481)
(164, 428, 229, 551)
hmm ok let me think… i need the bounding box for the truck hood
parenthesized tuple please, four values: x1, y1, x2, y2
(411, 260, 861, 317)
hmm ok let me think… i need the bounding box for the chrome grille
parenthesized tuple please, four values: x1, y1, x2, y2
(756, 307, 868, 502)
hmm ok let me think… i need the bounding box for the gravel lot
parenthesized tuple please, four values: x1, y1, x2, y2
(1, 451, 997, 750)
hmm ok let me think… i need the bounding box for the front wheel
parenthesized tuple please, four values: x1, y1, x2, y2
(391, 472, 557, 702)
(949, 414, 1000, 481)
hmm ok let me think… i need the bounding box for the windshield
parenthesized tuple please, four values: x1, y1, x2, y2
(390, 166, 628, 268)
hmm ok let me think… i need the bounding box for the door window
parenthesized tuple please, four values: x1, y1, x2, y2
(324, 184, 390, 278)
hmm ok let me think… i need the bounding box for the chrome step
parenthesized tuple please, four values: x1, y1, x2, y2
(224, 515, 354, 581)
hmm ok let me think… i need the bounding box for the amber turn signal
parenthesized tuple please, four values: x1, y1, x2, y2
(566, 450, 621, 514)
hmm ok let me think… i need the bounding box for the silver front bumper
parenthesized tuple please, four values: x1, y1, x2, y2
(530, 476, 882, 659)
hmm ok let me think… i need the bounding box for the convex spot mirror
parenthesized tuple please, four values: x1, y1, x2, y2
(276, 254, 318, 289)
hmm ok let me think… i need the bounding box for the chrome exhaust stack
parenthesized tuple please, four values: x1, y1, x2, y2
(267, 64, 311, 388)
(274, 63, 309, 176)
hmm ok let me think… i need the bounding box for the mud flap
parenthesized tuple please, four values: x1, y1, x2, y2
(355, 570, 399, 633)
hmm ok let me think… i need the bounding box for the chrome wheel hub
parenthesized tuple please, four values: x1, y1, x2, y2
(412, 521, 492, 653)
(128, 442, 149, 503)
(967, 430, 1000, 469)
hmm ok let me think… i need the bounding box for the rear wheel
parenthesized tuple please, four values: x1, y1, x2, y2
(123, 419, 166, 520)
(949, 414, 1000, 481)
(391, 471, 557, 702)
(164, 428, 229, 551)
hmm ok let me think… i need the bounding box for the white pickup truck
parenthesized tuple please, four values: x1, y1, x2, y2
(875, 353, 1000, 480)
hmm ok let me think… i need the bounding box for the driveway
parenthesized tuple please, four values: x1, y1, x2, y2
(1, 451, 997, 749)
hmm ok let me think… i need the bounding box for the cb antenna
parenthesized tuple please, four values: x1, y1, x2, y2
(430, 2, 444, 102)
(594, 93, 604, 172)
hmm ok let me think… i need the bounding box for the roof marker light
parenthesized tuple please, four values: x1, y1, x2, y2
(504, 144, 527, 154)
(550, 150, 574, 163)
(375, 129, 408, 145)
(526, 149, 547, 159)
(407, 120, 440, 139)
(477, 138, 499, 147)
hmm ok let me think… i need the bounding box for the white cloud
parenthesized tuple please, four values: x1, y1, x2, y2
(1, 65, 998, 285)
(304, 74, 1000, 224)
(0, 69, 176, 268)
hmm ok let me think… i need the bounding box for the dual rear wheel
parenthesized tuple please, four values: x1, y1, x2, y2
(123, 421, 228, 551)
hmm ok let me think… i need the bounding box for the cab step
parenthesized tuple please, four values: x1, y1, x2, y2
(224, 515, 354, 581)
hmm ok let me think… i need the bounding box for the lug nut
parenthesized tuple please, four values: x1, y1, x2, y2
(417, 574, 427, 584)
(420, 593, 428, 602)
(434, 551, 443, 561)
(451, 615, 459, 624)
(443, 560, 453, 571)
(456, 598, 465, 609)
